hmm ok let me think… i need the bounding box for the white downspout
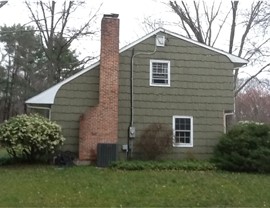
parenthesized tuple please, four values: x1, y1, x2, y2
(223, 111, 234, 134)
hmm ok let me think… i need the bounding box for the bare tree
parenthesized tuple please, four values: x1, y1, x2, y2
(0, 1, 7, 8)
(236, 78, 270, 123)
(25, 0, 100, 86)
(169, 1, 270, 96)
(141, 16, 165, 34)
(169, 1, 228, 45)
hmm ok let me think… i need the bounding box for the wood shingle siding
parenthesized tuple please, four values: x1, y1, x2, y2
(51, 67, 99, 152)
(118, 33, 234, 159)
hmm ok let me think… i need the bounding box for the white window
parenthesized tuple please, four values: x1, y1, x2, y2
(173, 116, 193, 147)
(150, 60, 170, 87)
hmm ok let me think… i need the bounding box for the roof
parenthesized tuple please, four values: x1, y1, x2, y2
(121, 28, 248, 66)
(25, 61, 100, 105)
(25, 27, 248, 105)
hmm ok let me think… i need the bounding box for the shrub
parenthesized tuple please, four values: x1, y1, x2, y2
(137, 123, 172, 160)
(110, 160, 216, 171)
(0, 114, 65, 162)
(212, 122, 270, 173)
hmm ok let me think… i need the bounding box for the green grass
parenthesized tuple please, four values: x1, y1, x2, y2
(0, 165, 269, 207)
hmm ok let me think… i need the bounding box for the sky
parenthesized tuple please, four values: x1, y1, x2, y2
(0, 0, 175, 58)
(0, 0, 265, 79)
(0, 0, 248, 55)
(0, 0, 236, 55)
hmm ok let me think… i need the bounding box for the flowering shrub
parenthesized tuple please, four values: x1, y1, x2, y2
(212, 122, 270, 173)
(0, 114, 65, 162)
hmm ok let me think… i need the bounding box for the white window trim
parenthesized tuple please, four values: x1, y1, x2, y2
(149, 59, 170, 87)
(172, 115, 193, 147)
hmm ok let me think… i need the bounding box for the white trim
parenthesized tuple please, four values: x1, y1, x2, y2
(173, 115, 193, 147)
(223, 111, 234, 133)
(27, 105, 52, 120)
(120, 28, 247, 66)
(150, 59, 170, 87)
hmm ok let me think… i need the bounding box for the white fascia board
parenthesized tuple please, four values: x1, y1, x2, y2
(25, 61, 100, 105)
(120, 28, 248, 66)
(162, 28, 248, 65)
(25, 82, 63, 104)
(119, 28, 163, 53)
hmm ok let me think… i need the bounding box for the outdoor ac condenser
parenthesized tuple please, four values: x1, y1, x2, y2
(97, 143, 117, 167)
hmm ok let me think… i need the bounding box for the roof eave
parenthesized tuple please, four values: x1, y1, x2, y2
(157, 28, 248, 66)
(233, 61, 248, 68)
(25, 61, 100, 105)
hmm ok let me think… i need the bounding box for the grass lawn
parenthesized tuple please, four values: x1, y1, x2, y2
(0, 164, 269, 207)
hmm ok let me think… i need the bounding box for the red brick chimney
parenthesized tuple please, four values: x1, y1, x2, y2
(79, 14, 120, 161)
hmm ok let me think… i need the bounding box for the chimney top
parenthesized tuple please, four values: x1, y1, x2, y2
(103, 13, 119, 18)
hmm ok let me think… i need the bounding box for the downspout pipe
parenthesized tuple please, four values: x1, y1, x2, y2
(223, 111, 234, 134)
(224, 66, 239, 133)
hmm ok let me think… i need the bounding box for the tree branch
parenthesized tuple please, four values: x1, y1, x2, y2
(229, 1, 238, 54)
(235, 62, 270, 96)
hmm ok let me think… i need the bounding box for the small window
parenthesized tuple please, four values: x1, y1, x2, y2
(27, 105, 51, 120)
(173, 116, 193, 147)
(150, 60, 170, 87)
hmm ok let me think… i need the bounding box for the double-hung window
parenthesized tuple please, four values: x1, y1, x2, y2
(173, 116, 193, 147)
(150, 60, 170, 86)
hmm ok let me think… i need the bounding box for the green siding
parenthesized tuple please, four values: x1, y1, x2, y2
(51, 67, 99, 152)
(118, 32, 234, 160)
(50, 32, 234, 159)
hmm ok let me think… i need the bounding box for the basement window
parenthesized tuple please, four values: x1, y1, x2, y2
(27, 105, 51, 120)
(150, 60, 170, 87)
(173, 116, 193, 147)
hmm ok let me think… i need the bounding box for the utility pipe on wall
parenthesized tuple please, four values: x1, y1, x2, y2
(130, 43, 157, 128)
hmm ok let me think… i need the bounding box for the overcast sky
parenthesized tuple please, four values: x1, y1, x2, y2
(2, 0, 266, 80)
(0, 0, 174, 57)
(0, 1, 248, 53)
(0, 0, 259, 72)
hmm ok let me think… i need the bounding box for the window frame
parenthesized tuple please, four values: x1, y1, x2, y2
(172, 115, 193, 147)
(149, 59, 170, 87)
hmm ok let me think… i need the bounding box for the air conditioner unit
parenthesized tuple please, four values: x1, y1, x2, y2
(97, 143, 117, 167)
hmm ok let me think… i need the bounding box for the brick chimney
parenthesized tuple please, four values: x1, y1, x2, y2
(79, 14, 120, 161)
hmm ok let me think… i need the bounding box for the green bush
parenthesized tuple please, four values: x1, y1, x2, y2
(0, 114, 65, 162)
(110, 160, 216, 171)
(212, 122, 270, 173)
(137, 123, 172, 160)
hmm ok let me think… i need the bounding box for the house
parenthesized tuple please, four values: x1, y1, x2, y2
(26, 14, 248, 162)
